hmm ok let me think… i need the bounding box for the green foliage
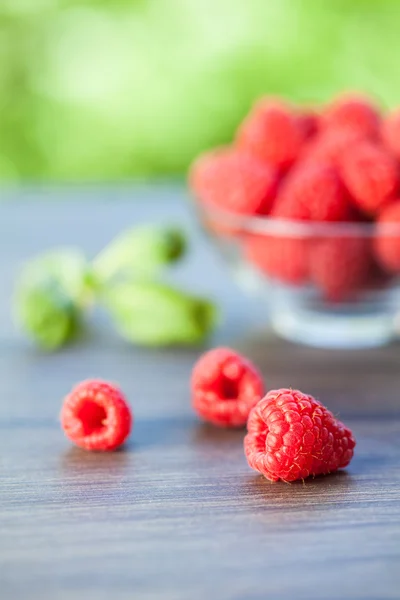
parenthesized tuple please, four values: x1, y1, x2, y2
(93, 225, 186, 282)
(14, 225, 217, 350)
(14, 249, 88, 349)
(16, 279, 81, 350)
(103, 280, 217, 347)
(2, 0, 400, 180)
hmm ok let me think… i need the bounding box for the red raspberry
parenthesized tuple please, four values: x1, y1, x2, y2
(366, 258, 394, 290)
(374, 200, 400, 274)
(309, 236, 372, 302)
(321, 93, 380, 138)
(61, 379, 132, 451)
(381, 109, 400, 160)
(272, 163, 351, 222)
(301, 128, 364, 169)
(297, 110, 319, 140)
(244, 234, 309, 285)
(236, 99, 304, 171)
(338, 141, 399, 214)
(191, 347, 264, 428)
(244, 388, 356, 483)
(188, 148, 278, 215)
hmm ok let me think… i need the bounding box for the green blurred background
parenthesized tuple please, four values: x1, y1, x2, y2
(2, 0, 400, 182)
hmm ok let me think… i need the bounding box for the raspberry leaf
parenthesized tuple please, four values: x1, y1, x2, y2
(14, 249, 90, 349)
(16, 248, 92, 304)
(14, 276, 81, 350)
(93, 225, 186, 283)
(103, 280, 218, 346)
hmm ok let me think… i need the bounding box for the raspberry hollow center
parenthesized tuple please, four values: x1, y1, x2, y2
(220, 375, 240, 400)
(76, 400, 107, 436)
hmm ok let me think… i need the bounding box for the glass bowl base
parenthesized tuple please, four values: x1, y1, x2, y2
(270, 308, 395, 349)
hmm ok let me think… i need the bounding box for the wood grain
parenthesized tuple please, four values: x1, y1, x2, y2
(1, 187, 400, 600)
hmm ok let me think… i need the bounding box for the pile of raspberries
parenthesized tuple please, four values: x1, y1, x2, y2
(61, 348, 356, 483)
(189, 93, 400, 302)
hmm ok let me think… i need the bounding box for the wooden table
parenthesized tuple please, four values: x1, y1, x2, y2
(1, 186, 400, 600)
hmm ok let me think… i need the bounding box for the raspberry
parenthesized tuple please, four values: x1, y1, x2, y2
(191, 347, 264, 428)
(244, 234, 309, 285)
(301, 129, 364, 169)
(188, 148, 278, 215)
(236, 99, 304, 171)
(244, 388, 355, 483)
(272, 163, 351, 222)
(374, 200, 400, 273)
(322, 93, 380, 138)
(297, 110, 319, 140)
(61, 379, 132, 451)
(309, 236, 372, 302)
(367, 258, 394, 290)
(338, 141, 399, 214)
(381, 109, 400, 160)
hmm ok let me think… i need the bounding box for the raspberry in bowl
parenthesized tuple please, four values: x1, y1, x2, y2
(189, 94, 400, 349)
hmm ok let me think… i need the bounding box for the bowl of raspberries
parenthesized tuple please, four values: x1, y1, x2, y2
(189, 93, 400, 349)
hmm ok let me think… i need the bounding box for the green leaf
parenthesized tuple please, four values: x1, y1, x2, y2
(104, 280, 218, 347)
(93, 225, 187, 283)
(18, 248, 91, 303)
(13, 248, 91, 350)
(14, 276, 81, 350)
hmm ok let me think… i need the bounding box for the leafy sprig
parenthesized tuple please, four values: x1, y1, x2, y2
(14, 225, 217, 350)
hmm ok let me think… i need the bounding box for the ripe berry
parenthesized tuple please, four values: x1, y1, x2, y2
(366, 258, 394, 290)
(374, 200, 400, 274)
(191, 347, 264, 428)
(381, 109, 400, 160)
(236, 99, 305, 171)
(321, 93, 380, 138)
(301, 128, 364, 169)
(61, 379, 132, 451)
(272, 163, 351, 222)
(338, 141, 399, 214)
(310, 236, 372, 302)
(297, 110, 319, 140)
(244, 234, 309, 286)
(244, 388, 355, 483)
(188, 148, 278, 215)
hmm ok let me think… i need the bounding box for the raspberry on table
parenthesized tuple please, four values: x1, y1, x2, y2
(321, 93, 380, 138)
(338, 141, 399, 214)
(309, 236, 372, 302)
(244, 388, 355, 483)
(61, 379, 132, 451)
(244, 234, 309, 286)
(272, 163, 351, 222)
(191, 347, 264, 428)
(236, 99, 305, 171)
(381, 109, 400, 160)
(374, 200, 400, 274)
(188, 148, 278, 216)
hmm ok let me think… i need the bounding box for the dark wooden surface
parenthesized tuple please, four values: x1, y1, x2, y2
(1, 186, 400, 600)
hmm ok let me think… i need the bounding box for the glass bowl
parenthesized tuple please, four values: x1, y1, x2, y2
(194, 198, 400, 349)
